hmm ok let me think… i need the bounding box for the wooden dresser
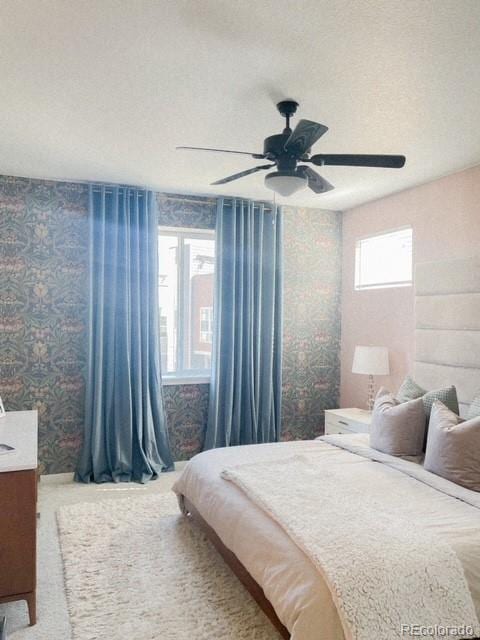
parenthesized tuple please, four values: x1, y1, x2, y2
(0, 411, 38, 626)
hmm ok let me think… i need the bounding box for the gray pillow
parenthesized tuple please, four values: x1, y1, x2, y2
(422, 386, 459, 417)
(467, 395, 480, 420)
(424, 401, 480, 492)
(370, 388, 426, 457)
(396, 375, 425, 402)
(396, 375, 459, 417)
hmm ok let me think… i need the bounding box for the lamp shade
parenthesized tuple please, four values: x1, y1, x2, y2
(352, 346, 389, 376)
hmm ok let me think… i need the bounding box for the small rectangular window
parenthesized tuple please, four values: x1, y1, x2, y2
(158, 228, 215, 381)
(355, 227, 413, 290)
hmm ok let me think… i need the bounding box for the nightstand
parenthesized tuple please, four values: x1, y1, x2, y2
(324, 408, 372, 435)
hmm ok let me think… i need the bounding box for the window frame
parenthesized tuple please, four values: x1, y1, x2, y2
(354, 226, 413, 291)
(158, 226, 215, 385)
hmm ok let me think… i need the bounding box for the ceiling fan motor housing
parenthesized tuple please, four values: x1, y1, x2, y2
(263, 133, 298, 170)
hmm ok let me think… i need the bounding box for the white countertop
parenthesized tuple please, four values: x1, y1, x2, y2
(0, 410, 38, 472)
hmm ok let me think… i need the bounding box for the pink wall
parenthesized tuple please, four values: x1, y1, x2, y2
(340, 164, 480, 409)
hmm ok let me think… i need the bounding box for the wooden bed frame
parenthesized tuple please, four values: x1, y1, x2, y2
(181, 495, 290, 639)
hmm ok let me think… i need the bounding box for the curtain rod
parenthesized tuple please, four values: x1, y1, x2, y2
(90, 187, 215, 206)
(90, 188, 277, 208)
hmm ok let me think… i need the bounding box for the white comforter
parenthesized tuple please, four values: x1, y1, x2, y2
(173, 435, 480, 640)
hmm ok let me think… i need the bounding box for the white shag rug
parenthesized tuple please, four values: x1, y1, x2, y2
(57, 492, 281, 640)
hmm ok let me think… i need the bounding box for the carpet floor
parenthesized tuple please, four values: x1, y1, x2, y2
(0, 470, 278, 640)
(57, 492, 280, 639)
(1, 469, 183, 639)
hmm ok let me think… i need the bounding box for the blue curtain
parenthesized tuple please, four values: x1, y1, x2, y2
(204, 198, 283, 449)
(75, 185, 174, 483)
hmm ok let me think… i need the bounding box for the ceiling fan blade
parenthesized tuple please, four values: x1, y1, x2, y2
(298, 166, 334, 193)
(284, 120, 329, 156)
(310, 154, 406, 168)
(177, 146, 265, 159)
(211, 164, 275, 186)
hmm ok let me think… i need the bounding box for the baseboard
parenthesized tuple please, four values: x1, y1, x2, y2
(40, 472, 74, 484)
(40, 461, 188, 482)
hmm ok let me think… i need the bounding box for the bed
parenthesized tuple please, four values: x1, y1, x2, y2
(173, 256, 480, 639)
(174, 435, 480, 639)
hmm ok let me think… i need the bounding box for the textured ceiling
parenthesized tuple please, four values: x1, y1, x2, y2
(1, 0, 480, 210)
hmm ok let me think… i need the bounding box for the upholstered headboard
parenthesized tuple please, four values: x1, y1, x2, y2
(414, 255, 480, 417)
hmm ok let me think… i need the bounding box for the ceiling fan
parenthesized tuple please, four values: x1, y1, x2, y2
(177, 100, 406, 197)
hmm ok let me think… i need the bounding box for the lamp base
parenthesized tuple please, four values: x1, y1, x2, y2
(367, 375, 376, 411)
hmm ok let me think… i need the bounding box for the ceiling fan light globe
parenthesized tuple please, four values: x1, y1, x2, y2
(264, 171, 308, 197)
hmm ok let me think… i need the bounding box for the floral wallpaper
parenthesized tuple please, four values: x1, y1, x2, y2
(157, 193, 216, 229)
(163, 383, 209, 460)
(0, 176, 89, 474)
(281, 206, 342, 441)
(0, 176, 341, 473)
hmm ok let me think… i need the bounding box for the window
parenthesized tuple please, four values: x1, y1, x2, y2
(355, 227, 413, 290)
(199, 307, 213, 344)
(158, 228, 215, 382)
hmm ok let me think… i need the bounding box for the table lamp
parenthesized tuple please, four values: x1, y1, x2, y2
(352, 346, 389, 411)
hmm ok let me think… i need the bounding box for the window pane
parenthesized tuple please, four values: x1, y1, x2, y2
(158, 234, 178, 373)
(184, 237, 215, 371)
(355, 228, 412, 290)
(200, 307, 213, 344)
(158, 229, 215, 378)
